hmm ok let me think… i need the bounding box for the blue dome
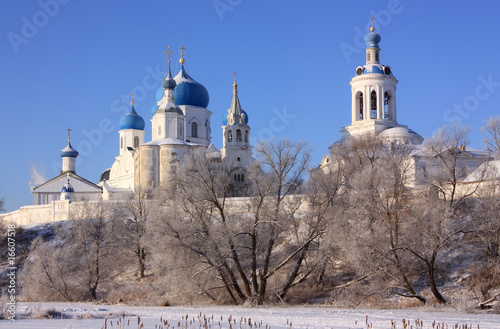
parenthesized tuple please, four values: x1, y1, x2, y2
(120, 105, 145, 130)
(162, 70, 177, 90)
(61, 179, 74, 193)
(364, 31, 381, 48)
(174, 65, 209, 108)
(222, 109, 249, 125)
(61, 141, 79, 158)
(363, 64, 384, 74)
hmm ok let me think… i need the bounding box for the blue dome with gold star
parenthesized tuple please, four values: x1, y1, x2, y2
(174, 65, 209, 108)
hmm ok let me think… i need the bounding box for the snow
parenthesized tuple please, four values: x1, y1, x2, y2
(3, 303, 500, 329)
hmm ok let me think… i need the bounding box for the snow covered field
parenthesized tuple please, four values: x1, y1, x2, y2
(3, 303, 500, 329)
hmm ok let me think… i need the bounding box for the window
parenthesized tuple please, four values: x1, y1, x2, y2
(245, 130, 249, 143)
(367, 52, 371, 61)
(375, 51, 379, 62)
(237, 157, 240, 162)
(370, 90, 377, 119)
(384, 92, 390, 119)
(120, 137, 123, 149)
(134, 136, 139, 147)
(158, 126, 161, 136)
(228, 130, 232, 142)
(358, 92, 364, 120)
(236, 129, 242, 142)
(191, 122, 198, 138)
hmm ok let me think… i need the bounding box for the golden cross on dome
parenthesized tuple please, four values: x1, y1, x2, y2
(130, 93, 134, 106)
(179, 45, 186, 64)
(66, 127, 72, 141)
(369, 15, 376, 31)
(164, 46, 174, 64)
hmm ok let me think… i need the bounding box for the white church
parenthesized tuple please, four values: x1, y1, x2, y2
(31, 47, 253, 205)
(1, 24, 493, 224)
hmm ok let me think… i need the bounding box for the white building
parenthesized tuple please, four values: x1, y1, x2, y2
(320, 25, 490, 181)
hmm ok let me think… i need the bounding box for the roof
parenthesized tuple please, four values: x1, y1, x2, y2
(33, 172, 102, 193)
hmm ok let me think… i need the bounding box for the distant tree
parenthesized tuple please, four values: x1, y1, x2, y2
(0, 196, 4, 212)
(482, 116, 500, 159)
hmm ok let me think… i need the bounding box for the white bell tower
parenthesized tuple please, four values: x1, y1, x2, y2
(341, 19, 422, 145)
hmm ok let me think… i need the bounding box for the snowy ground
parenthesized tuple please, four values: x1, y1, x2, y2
(2, 303, 500, 329)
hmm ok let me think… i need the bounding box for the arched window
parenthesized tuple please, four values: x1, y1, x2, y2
(245, 130, 249, 143)
(228, 130, 232, 142)
(241, 174, 244, 182)
(191, 122, 198, 138)
(120, 137, 123, 149)
(370, 90, 377, 119)
(358, 92, 364, 120)
(384, 92, 390, 119)
(236, 129, 242, 142)
(134, 136, 139, 147)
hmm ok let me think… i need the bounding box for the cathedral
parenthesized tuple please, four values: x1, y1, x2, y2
(22, 24, 491, 217)
(32, 47, 253, 204)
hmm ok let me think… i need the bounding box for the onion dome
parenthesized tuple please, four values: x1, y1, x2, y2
(61, 178, 74, 193)
(162, 65, 177, 90)
(174, 65, 209, 108)
(364, 26, 381, 48)
(61, 141, 79, 158)
(119, 94, 145, 130)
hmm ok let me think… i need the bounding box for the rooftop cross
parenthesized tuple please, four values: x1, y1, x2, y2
(164, 46, 174, 64)
(369, 15, 376, 32)
(130, 93, 134, 106)
(66, 127, 72, 141)
(232, 70, 238, 88)
(179, 45, 186, 64)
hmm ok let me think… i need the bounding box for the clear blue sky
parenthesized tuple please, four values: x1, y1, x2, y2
(1, 0, 499, 212)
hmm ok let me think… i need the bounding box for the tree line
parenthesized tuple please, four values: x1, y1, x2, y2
(12, 117, 500, 308)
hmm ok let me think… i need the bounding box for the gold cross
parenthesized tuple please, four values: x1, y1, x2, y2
(163, 46, 174, 63)
(369, 15, 376, 26)
(66, 127, 72, 141)
(179, 45, 185, 58)
(130, 93, 134, 106)
(232, 70, 238, 79)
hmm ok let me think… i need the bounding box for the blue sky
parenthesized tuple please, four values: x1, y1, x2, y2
(1, 0, 500, 212)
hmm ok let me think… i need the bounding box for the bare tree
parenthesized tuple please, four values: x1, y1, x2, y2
(334, 135, 429, 305)
(0, 197, 4, 212)
(70, 201, 117, 300)
(153, 139, 330, 305)
(116, 189, 151, 279)
(404, 122, 481, 304)
(21, 236, 81, 301)
(482, 116, 500, 159)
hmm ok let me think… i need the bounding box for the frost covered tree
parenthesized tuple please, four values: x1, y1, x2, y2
(115, 189, 151, 279)
(482, 116, 500, 159)
(153, 139, 332, 305)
